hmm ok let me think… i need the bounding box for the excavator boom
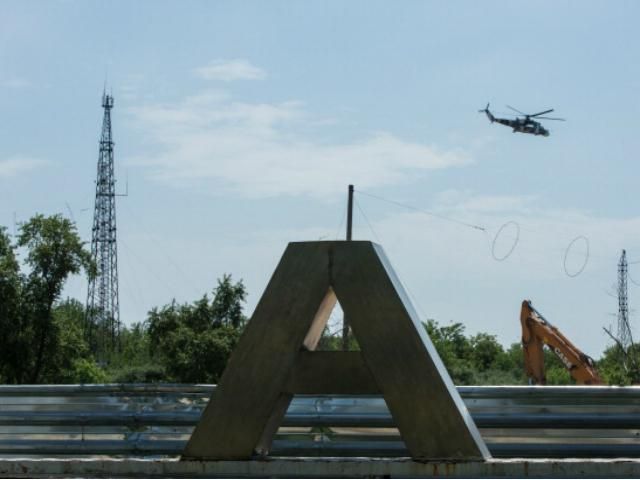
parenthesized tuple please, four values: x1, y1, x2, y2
(520, 300, 602, 385)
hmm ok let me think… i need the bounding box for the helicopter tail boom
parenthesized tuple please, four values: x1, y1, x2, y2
(479, 103, 494, 122)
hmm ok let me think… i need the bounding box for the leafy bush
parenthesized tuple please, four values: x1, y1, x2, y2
(109, 364, 167, 383)
(146, 275, 247, 383)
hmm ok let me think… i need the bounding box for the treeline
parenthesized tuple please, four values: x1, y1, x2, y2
(0, 214, 638, 385)
(0, 214, 247, 384)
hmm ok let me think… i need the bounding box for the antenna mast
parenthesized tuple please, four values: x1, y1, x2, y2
(86, 92, 120, 355)
(617, 249, 633, 350)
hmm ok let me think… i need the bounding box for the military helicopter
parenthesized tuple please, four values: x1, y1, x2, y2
(479, 103, 565, 137)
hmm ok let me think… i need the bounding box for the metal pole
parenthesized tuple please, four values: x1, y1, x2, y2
(346, 185, 354, 241)
(342, 185, 354, 350)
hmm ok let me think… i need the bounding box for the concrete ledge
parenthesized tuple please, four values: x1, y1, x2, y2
(1, 457, 640, 478)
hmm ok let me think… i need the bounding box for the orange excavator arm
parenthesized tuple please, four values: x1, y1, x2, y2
(520, 300, 602, 385)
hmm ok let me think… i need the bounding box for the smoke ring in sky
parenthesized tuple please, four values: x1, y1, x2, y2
(491, 221, 520, 262)
(563, 235, 590, 278)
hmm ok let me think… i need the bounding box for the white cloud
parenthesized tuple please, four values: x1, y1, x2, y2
(434, 190, 539, 214)
(125, 91, 471, 198)
(0, 76, 31, 89)
(0, 156, 48, 177)
(194, 59, 266, 81)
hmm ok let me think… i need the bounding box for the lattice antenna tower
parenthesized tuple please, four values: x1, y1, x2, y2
(86, 92, 120, 354)
(617, 249, 633, 350)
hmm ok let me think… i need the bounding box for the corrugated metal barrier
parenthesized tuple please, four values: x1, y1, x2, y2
(0, 384, 638, 458)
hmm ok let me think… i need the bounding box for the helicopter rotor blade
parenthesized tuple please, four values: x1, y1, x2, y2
(536, 116, 565, 121)
(530, 109, 554, 117)
(506, 105, 527, 115)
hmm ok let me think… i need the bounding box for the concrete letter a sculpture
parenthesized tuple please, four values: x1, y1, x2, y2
(183, 241, 490, 462)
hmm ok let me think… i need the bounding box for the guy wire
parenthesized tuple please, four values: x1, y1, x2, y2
(354, 198, 382, 244)
(354, 189, 598, 278)
(355, 189, 486, 232)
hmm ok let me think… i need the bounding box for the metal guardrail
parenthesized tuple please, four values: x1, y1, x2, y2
(0, 384, 638, 458)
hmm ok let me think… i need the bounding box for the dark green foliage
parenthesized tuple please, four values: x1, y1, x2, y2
(0, 227, 23, 383)
(422, 319, 598, 385)
(541, 348, 573, 385)
(425, 320, 475, 384)
(598, 343, 640, 386)
(424, 320, 528, 385)
(316, 324, 360, 351)
(0, 216, 98, 384)
(1, 215, 636, 387)
(109, 364, 166, 383)
(46, 298, 106, 383)
(313, 317, 586, 385)
(501, 342, 528, 383)
(469, 333, 504, 370)
(210, 274, 247, 329)
(17, 216, 94, 383)
(146, 275, 247, 383)
(0, 213, 246, 384)
(104, 322, 163, 382)
(17, 215, 94, 288)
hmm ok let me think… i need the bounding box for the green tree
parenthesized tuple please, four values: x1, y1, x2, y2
(0, 216, 102, 384)
(106, 322, 165, 383)
(146, 275, 247, 383)
(423, 320, 528, 385)
(316, 328, 360, 351)
(15, 215, 93, 383)
(0, 227, 22, 383)
(541, 349, 573, 385)
(211, 274, 247, 328)
(424, 320, 475, 384)
(469, 332, 503, 370)
(499, 343, 528, 384)
(598, 343, 640, 386)
(47, 298, 106, 383)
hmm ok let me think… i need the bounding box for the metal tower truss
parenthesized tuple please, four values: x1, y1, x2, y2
(618, 249, 633, 350)
(86, 93, 120, 354)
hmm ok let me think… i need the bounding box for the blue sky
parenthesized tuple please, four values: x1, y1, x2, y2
(2, 1, 640, 356)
